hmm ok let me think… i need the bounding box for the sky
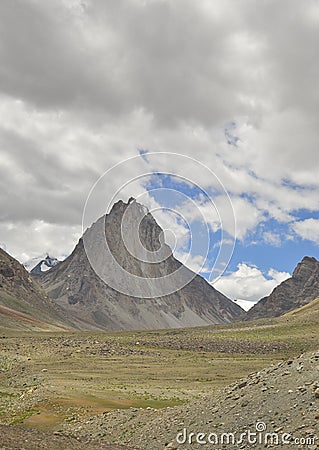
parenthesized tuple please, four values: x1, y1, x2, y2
(1, 0, 319, 309)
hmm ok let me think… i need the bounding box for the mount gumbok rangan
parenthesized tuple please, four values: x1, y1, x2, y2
(33, 198, 243, 330)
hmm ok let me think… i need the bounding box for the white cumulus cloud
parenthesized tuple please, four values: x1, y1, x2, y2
(214, 263, 291, 304)
(292, 218, 319, 245)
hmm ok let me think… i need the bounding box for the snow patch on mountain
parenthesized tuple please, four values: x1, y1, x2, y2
(23, 255, 60, 274)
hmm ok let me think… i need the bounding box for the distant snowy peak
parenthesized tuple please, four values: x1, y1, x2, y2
(24, 255, 60, 274)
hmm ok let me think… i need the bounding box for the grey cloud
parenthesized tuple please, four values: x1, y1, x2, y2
(0, 126, 97, 225)
(1, 0, 317, 127)
(95, 0, 247, 125)
(0, 0, 268, 125)
(243, 0, 319, 117)
(0, 0, 128, 114)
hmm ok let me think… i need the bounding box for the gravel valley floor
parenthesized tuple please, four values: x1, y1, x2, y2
(0, 309, 318, 449)
(64, 351, 319, 449)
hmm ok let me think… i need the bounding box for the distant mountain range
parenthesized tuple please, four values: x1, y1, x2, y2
(1, 199, 319, 331)
(23, 254, 60, 274)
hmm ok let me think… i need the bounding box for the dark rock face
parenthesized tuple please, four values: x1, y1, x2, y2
(245, 256, 319, 320)
(37, 199, 243, 331)
(0, 247, 70, 329)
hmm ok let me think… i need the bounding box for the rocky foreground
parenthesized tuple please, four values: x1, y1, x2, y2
(0, 425, 136, 450)
(64, 351, 319, 449)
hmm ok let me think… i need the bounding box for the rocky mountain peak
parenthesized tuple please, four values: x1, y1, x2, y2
(36, 199, 243, 331)
(93, 198, 161, 244)
(30, 255, 60, 274)
(292, 256, 319, 279)
(245, 255, 319, 320)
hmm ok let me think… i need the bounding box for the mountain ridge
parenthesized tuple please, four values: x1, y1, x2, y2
(245, 255, 319, 320)
(0, 247, 71, 331)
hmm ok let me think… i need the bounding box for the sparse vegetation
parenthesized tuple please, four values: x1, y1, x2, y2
(0, 307, 318, 433)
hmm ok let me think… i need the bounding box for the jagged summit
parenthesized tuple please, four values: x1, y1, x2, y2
(245, 256, 319, 320)
(110, 197, 139, 210)
(30, 255, 60, 274)
(36, 199, 243, 331)
(23, 254, 60, 274)
(292, 256, 318, 278)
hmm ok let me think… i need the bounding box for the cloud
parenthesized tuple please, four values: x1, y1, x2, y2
(174, 252, 207, 274)
(0, 0, 248, 124)
(0, 220, 81, 264)
(292, 219, 319, 245)
(262, 231, 282, 247)
(0, 0, 318, 267)
(1, 0, 317, 129)
(214, 263, 291, 302)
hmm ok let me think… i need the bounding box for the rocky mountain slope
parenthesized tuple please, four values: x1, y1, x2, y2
(0, 247, 71, 331)
(281, 295, 319, 324)
(245, 256, 319, 320)
(37, 199, 243, 331)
